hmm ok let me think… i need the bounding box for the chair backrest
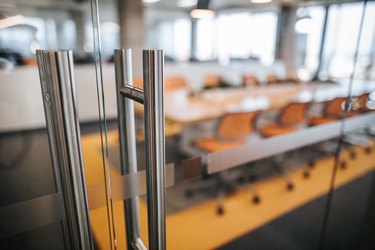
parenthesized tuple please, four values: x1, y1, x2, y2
(355, 93, 369, 112)
(324, 97, 347, 117)
(165, 76, 188, 91)
(204, 75, 223, 88)
(242, 75, 260, 87)
(217, 111, 258, 140)
(267, 74, 279, 84)
(278, 102, 309, 127)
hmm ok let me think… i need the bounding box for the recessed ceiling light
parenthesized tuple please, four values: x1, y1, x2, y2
(251, 0, 272, 3)
(177, 0, 198, 8)
(190, 9, 215, 19)
(142, 0, 160, 4)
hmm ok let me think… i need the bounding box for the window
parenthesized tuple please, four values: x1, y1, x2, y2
(152, 18, 191, 61)
(295, 6, 325, 78)
(322, 2, 375, 79)
(196, 18, 215, 61)
(216, 11, 278, 64)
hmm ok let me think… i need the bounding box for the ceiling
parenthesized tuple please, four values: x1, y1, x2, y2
(0, 0, 364, 22)
(0, 0, 363, 12)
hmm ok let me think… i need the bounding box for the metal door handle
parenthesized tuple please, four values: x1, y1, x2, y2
(36, 50, 93, 250)
(115, 49, 166, 250)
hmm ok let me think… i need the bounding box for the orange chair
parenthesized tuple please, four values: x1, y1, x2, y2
(165, 75, 188, 91)
(203, 75, 224, 89)
(266, 74, 280, 84)
(351, 92, 370, 114)
(308, 97, 347, 126)
(193, 111, 261, 214)
(343, 93, 374, 155)
(308, 97, 360, 168)
(196, 111, 259, 153)
(259, 102, 309, 138)
(242, 75, 260, 87)
(259, 102, 310, 187)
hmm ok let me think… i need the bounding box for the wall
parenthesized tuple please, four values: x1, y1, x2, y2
(0, 61, 286, 132)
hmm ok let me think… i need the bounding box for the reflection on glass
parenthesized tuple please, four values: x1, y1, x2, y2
(295, 5, 325, 79)
(321, 2, 375, 80)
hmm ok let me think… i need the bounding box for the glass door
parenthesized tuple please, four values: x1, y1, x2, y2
(0, 1, 114, 249)
(2, 0, 375, 249)
(86, 0, 375, 249)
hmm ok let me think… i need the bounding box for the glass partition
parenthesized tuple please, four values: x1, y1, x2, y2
(2, 0, 375, 249)
(0, 1, 114, 249)
(86, 0, 375, 249)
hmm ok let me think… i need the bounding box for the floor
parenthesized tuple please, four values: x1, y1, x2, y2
(80, 126, 375, 250)
(1, 123, 375, 250)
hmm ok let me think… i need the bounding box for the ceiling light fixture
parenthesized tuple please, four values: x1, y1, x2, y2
(178, 0, 198, 8)
(142, 0, 160, 4)
(190, 0, 214, 19)
(251, 0, 272, 3)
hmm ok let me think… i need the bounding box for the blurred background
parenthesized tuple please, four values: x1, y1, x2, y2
(1, 0, 375, 249)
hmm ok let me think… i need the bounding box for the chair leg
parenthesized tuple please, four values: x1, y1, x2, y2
(302, 166, 311, 179)
(239, 183, 261, 204)
(310, 141, 350, 170)
(272, 162, 294, 191)
(216, 189, 225, 215)
(344, 133, 375, 155)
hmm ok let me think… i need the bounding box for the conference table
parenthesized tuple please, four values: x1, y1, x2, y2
(164, 81, 375, 125)
(161, 81, 375, 156)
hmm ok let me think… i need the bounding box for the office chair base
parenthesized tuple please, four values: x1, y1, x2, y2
(303, 170, 310, 179)
(365, 147, 372, 154)
(185, 189, 194, 198)
(349, 149, 357, 159)
(217, 205, 225, 215)
(339, 161, 347, 169)
(252, 194, 261, 204)
(287, 182, 295, 191)
(307, 160, 316, 168)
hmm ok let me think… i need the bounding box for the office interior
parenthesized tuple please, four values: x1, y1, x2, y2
(1, 0, 375, 249)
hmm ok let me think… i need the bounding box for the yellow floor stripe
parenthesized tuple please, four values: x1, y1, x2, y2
(165, 149, 375, 250)
(82, 132, 375, 250)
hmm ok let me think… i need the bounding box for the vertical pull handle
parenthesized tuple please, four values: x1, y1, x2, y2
(143, 50, 166, 250)
(114, 49, 147, 250)
(36, 50, 93, 250)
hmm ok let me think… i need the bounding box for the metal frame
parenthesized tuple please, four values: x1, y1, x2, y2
(36, 50, 94, 250)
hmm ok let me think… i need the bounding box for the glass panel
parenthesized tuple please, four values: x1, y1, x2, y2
(0, 1, 114, 248)
(0, 130, 56, 207)
(0, 4, 68, 247)
(0, 222, 67, 250)
(87, 1, 375, 250)
(319, 1, 375, 249)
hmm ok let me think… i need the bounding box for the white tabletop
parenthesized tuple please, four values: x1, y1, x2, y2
(165, 82, 375, 124)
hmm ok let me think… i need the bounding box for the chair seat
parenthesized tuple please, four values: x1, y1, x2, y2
(308, 117, 338, 126)
(195, 137, 247, 153)
(258, 124, 297, 138)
